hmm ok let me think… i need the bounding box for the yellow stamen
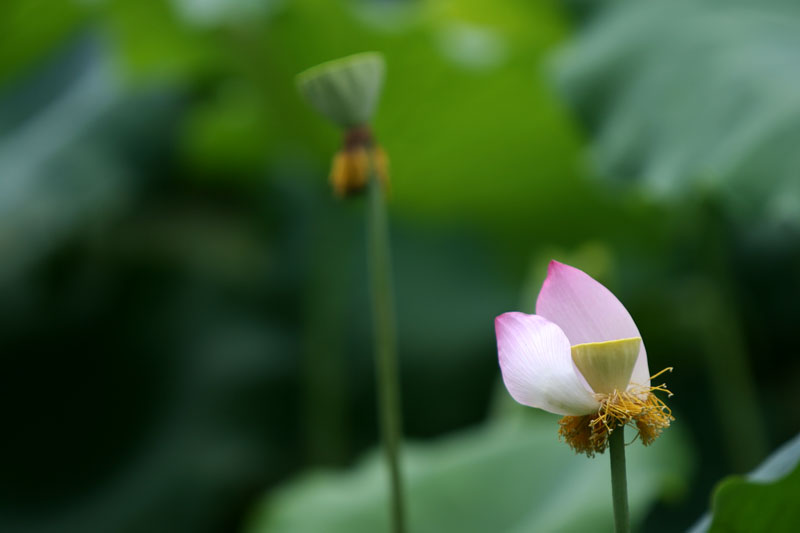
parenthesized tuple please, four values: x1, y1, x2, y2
(558, 368, 675, 457)
(649, 366, 673, 381)
(329, 145, 389, 198)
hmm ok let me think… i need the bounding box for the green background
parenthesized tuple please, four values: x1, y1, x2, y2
(2, 0, 800, 531)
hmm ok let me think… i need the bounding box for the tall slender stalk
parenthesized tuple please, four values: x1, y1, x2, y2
(366, 154, 406, 533)
(609, 426, 630, 533)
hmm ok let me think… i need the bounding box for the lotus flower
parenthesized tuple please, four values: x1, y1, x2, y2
(495, 260, 673, 456)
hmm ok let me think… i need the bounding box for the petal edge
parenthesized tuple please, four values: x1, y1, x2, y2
(536, 261, 651, 388)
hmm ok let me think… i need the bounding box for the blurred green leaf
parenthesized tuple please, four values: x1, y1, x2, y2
(0, 38, 180, 282)
(0, 0, 85, 85)
(690, 433, 800, 533)
(179, 80, 272, 176)
(383, 0, 588, 234)
(102, 0, 222, 81)
(168, 0, 283, 28)
(246, 407, 690, 533)
(555, 0, 800, 227)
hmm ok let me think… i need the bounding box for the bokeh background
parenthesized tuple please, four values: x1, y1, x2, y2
(2, 0, 800, 532)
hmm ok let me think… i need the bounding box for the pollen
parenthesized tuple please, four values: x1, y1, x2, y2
(558, 368, 674, 457)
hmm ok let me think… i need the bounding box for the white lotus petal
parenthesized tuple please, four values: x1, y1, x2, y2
(495, 312, 600, 416)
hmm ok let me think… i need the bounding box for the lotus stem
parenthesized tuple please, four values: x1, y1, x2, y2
(610, 425, 630, 533)
(366, 151, 406, 533)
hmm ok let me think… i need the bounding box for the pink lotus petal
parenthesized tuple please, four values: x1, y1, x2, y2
(536, 261, 650, 388)
(495, 312, 600, 416)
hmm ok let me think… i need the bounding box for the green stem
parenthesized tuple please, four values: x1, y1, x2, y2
(366, 155, 406, 533)
(609, 426, 630, 533)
